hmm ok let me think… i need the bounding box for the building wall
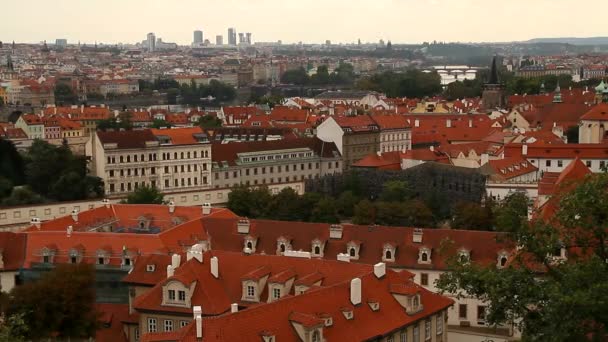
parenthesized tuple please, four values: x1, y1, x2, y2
(343, 132, 380, 169)
(579, 119, 606, 144)
(526, 157, 605, 173)
(379, 128, 411, 153)
(139, 312, 191, 337)
(382, 310, 447, 342)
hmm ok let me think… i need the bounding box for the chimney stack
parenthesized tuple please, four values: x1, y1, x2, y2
(350, 278, 362, 305)
(329, 224, 343, 239)
(412, 228, 423, 243)
(237, 218, 250, 234)
(71, 208, 79, 222)
(168, 201, 176, 214)
(202, 203, 212, 215)
(210, 256, 219, 278)
(66, 225, 73, 237)
(373, 262, 386, 278)
(337, 253, 351, 262)
(446, 119, 452, 128)
(102, 198, 111, 208)
(522, 144, 528, 156)
(171, 253, 181, 269)
(231, 303, 238, 313)
(468, 119, 473, 128)
(193, 306, 203, 338)
(167, 265, 174, 278)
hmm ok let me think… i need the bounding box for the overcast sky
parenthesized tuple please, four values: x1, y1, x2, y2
(2, 0, 605, 45)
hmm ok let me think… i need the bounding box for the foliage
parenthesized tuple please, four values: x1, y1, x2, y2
(280, 63, 355, 86)
(96, 116, 133, 131)
(263, 188, 303, 221)
(0, 313, 28, 341)
(21, 140, 103, 203)
(379, 180, 412, 202)
(197, 115, 222, 128)
(281, 67, 310, 85)
(150, 119, 173, 129)
(310, 197, 340, 224)
(444, 79, 483, 100)
(493, 192, 530, 233)
(249, 94, 284, 108)
(436, 174, 608, 341)
(336, 191, 360, 218)
(7, 264, 98, 339)
(1, 187, 46, 206)
(86, 92, 105, 101)
(451, 201, 494, 231)
(352, 200, 375, 225)
(0, 138, 25, 185)
(138, 78, 180, 92)
(178, 80, 236, 106)
(506, 74, 573, 96)
(357, 70, 442, 98)
(0, 177, 12, 198)
(123, 185, 165, 204)
(54, 84, 78, 105)
(227, 185, 273, 218)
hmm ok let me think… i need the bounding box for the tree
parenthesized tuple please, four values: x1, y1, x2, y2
(336, 191, 360, 218)
(123, 185, 165, 204)
(7, 264, 98, 340)
(494, 192, 530, 233)
(198, 115, 222, 128)
(227, 185, 272, 218)
(151, 119, 173, 129)
(264, 188, 303, 221)
(310, 197, 340, 223)
(353, 200, 375, 225)
(54, 84, 78, 105)
(280, 67, 310, 85)
(0, 176, 12, 198)
(1, 187, 46, 206)
(437, 173, 608, 341)
(451, 201, 494, 231)
(96, 117, 133, 131)
(0, 313, 28, 341)
(379, 180, 412, 203)
(0, 138, 25, 185)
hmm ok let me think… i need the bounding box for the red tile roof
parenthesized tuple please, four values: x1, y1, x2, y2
(150, 127, 206, 145)
(352, 151, 402, 170)
(269, 106, 309, 123)
(371, 114, 411, 130)
(97, 130, 158, 149)
(580, 103, 608, 121)
(484, 157, 539, 180)
(0, 232, 26, 271)
(505, 142, 608, 159)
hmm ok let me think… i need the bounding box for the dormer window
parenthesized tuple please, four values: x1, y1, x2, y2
(41, 247, 56, 264)
(276, 237, 292, 255)
(311, 330, 321, 342)
(418, 248, 431, 264)
(497, 252, 509, 268)
(457, 249, 470, 264)
(346, 241, 361, 260)
(314, 246, 321, 255)
(341, 308, 354, 320)
(272, 288, 281, 300)
(243, 235, 258, 253)
(311, 239, 324, 257)
(69, 249, 82, 264)
(96, 250, 110, 265)
(247, 285, 256, 298)
(147, 264, 156, 272)
(382, 243, 396, 262)
(162, 281, 192, 307)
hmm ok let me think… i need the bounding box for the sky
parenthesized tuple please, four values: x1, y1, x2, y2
(2, 0, 606, 45)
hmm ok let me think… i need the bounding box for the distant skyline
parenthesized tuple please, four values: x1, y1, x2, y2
(2, 0, 606, 45)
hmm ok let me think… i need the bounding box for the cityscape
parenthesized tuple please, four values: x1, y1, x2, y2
(0, 1, 607, 341)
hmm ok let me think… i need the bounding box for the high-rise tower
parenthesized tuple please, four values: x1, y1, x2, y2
(193, 30, 203, 45)
(228, 28, 237, 45)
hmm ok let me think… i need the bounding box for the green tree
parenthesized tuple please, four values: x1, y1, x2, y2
(336, 191, 360, 218)
(353, 199, 375, 225)
(0, 176, 12, 198)
(151, 119, 173, 129)
(0, 313, 28, 341)
(451, 201, 494, 231)
(0, 138, 25, 185)
(264, 188, 303, 221)
(54, 84, 78, 105)
(280, 67, 310, 85)
(494, 192, 529, 233)
(123, 185, 165, 204)
(1, 187, 46, 206)
(198, 115, 222, 128)
(96, 117, 133, 131)
(437, 173, 608, 341)
(310, 197, 340, 223)
(379, 180, 412, 203)
(227, 185, 272, 218)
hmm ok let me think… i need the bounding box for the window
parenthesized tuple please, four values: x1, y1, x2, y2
(387, 336, 394, 342)
(436, 313, 443, 334)
(557, 160, 563, 168)
(148, 318, 157, 333)
(314, 246, 321, 255)
(421, 273, 428, 286)
(413, 326, 420, 342)
(425, 320, 431, 340)
(247, 285, 255, 297)
(587, 160, 593, 168)
(421, 252, 428, 262)
(477, 305, 487, 322)
(98, 257, 105, 265)
(180, 321, 189, 328)
(546, 160, 551, 167)
(272, 288, 281, 299)
(312, 330, 321, 342)
(400, 330, 407, 342)
(178, 290, 186, 301)
(168, 290, 176, 301)
(459, 304, 467, 319)
(164, 320, 173, 332)
(349, 248, 356, 257)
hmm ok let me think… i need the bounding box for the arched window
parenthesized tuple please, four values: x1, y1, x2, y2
(421, 252, 428, 262)
(349, 248, 356, 257)
(500, 256, 508, 267)
(280, 244, 286, 253)
(247, 241, 253, 249)
(385, 250, 392, 260)
(314, 246, 321, 255)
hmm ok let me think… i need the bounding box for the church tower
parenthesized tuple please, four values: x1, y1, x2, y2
(482, 56, 505, 110)
(553, 83, 563, 103)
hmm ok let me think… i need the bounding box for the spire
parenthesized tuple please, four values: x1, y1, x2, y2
(553, 82, 563, 103)
(540, 81, 546, 94)
(489, 56, 499, 84)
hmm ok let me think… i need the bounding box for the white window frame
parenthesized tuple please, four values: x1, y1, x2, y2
(272, 287, 281, 299)
(148, 318, 157, 333)
(247, 285, 255, 297)
(168, 289, 176, 301)
(425, 320, 431, 340)
(164, 319, 173, 332)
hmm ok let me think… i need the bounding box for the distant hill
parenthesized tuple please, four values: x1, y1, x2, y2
(526, 37, 608, 45)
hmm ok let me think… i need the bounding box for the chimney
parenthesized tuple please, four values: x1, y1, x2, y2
(468, 119, 473, 128)
(101, 198, 111, 208)
(373, 263, 386, 279)
(329, 224, 343, 239)
(481, 153, 489, 166)
(30, 217, 41, 229)
(231, 303, 238, 313)
(202, 203, 212, 215)
(171, 253, 181, 269)
(167, 265, 174, 278)
(446, 119, 452, 128)
(66, 225, 73, 237)
(237, 218, 250, 234)
(412, 228, 423, 243)
(193, 306, 203, 338)
(71, 208, 79, 222)
(210, 256, 219, 278)
(429, 146, 435, 152)
(376, 151, 382, 157)
(350, 278, 362, 305)
(187, 243, 204, 263)
(522, 144, 528, 156)
(414, 119, 420, 127)
(168, 201, 176, 214)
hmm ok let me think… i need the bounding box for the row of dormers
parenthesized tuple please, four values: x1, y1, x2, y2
(241, 235, 513, 268)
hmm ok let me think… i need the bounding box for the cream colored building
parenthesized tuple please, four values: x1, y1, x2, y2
(90, 128, 212, 196)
